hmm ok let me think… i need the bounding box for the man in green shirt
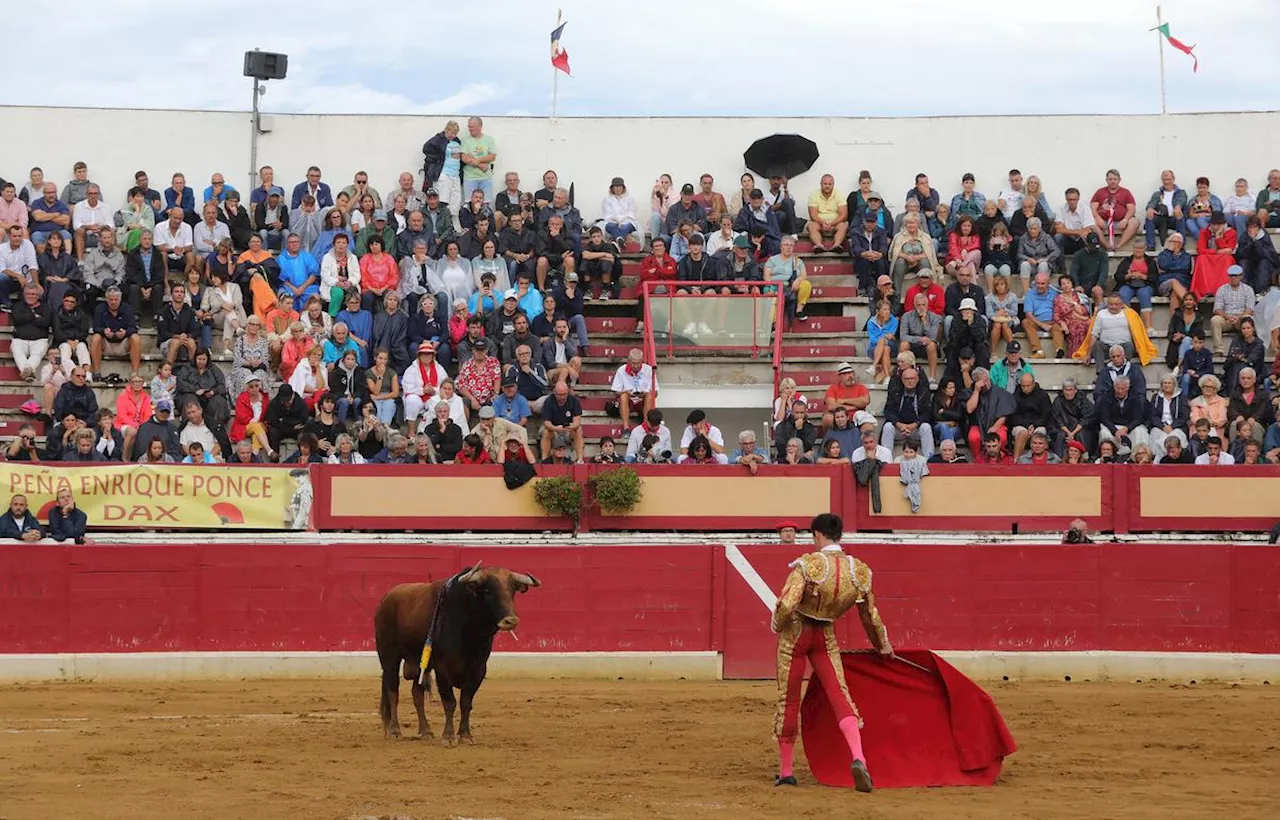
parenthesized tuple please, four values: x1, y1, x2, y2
(459, 116, 497, 205)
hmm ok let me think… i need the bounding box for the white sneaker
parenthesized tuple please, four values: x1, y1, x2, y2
(682, 323, 698, 337)
(635, 321, 645, 334)
(698, 323, 714, 336)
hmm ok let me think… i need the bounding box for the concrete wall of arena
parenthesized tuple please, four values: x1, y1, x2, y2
(4, 106, 1278, 219)
(1, 541, 1277, 684)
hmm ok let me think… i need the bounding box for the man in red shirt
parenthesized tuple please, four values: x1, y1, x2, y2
(902, 268, 944, 315)
(973, 431, 1010, 464)
(822, 362, 870, 431)
(637, 236, 677, 334)
(1089, 169, 1139, 251)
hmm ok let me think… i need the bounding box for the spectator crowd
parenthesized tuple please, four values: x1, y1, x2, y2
(3, 121, 1280, 473)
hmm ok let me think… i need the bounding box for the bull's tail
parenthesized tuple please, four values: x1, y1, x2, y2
(377, 650, 400, 731)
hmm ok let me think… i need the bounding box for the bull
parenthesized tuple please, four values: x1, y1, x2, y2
(374, 561, 540, 743)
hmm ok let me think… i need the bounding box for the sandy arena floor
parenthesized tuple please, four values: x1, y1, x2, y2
(0, 678, 1277, 820)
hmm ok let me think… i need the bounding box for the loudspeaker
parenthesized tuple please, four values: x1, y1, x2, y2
(243, 51, 288, 81)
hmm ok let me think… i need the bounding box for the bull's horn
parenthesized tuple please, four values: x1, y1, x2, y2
(457, 560, 483, 582)
(510, 572, 541, 588)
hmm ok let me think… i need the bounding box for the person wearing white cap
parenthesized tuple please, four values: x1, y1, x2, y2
(945, 296, 991, 375)
(1209, 265, 1255, 356)
(821, 362, 869, 433)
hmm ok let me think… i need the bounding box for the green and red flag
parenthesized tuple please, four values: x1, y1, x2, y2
(1156, 23, 1198, 72)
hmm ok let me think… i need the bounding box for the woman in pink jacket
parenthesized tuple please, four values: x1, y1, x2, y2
(114, 372, 154, 459)
(945, 215, 982, 281)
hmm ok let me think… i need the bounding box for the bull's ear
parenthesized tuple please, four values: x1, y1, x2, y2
(510, 571, 540, 591)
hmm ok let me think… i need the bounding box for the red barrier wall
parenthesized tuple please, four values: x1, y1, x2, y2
(0, 543, 716, 655)
(3, 542, 1279, 680)
(722, 542, 1280, 677)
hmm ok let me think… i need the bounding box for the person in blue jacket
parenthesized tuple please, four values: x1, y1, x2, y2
(47, 487, 88, 544)
(0, 494, 44, 541)
(278, 232, 320, 310)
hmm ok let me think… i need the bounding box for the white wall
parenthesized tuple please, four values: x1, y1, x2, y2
(4, 106, 1277, 220)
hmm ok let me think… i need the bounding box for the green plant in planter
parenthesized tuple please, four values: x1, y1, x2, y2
(588, 467, 643, 515)
(533, 475, 585, 531)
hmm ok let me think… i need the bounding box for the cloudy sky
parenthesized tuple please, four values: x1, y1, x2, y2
(6, 0, 1270, 117)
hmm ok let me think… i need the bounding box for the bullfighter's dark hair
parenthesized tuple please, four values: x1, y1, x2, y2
(809, 513, 843, 542)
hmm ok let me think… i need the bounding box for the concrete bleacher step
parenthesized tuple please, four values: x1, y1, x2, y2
(780, 344, 859, 359)
(585, 317, 639, 334)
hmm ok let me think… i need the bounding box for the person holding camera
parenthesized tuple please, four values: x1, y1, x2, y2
(626, 408, 672, 464)
(1062, 519, 1094, 544)
(6, 423, 41, 462)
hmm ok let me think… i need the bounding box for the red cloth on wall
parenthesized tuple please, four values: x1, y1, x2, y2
(800, 650, 1016, 788)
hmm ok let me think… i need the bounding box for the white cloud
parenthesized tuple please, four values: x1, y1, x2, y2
(1, 0, 1275, 117)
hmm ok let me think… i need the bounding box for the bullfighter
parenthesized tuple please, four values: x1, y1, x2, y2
(771, 512, 892, 791)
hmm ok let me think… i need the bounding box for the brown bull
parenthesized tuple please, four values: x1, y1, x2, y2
(374, 561, 540, 743)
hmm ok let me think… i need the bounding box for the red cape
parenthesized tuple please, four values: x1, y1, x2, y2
(800, 650, 1016, 788)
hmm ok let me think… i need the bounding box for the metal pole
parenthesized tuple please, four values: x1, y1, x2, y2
(550, 9, 562, 119)
(1156, 5, 1167, 114)
(248, 75, 261, 193)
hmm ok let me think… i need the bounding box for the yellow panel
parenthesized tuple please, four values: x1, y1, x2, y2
(628, 475, 832, 518)
(1140, 476, 1280, 518)
(330, 476, 543, 518)
(871, 476, 1101, 517)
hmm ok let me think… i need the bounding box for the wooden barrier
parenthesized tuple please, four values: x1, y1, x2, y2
(261, 463, 1280, 535)
(3, 541, 1277, 681)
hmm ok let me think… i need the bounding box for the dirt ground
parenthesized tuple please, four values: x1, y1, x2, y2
(0, 678, 1277, 820)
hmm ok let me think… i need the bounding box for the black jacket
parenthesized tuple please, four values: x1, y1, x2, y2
(1093, 391, 1148, 431)
(1009, 385, 1053, 431)
(883, 379, 934, 426)
(1051, 392, 1093, 434)
(133, 418, 181, 460)
(253, 202, 290, 232)
(48, 505, 87, 543)
(458, 229, 497, 260)
(329, 364, 370, 403)
(773, 417, 818, 456)
(156, 303, 198, 343)
(220, 205, 254, 252)
(53, 382, 98, 422)
(535, 229, 574, 261)
(1113, 254, 1157, 291)
(677, 253, 724, 284)
(423, 420, 464, 462)
(11, 299, 52, 341)
(500, 226, 536, 258)
(266, 392, 309, 436)
(52, 306, 91, 345)
(125, 246, 167, 288)
(422, 131, 452, 184)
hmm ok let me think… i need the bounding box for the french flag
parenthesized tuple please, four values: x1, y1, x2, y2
(550, 21, 571, 75)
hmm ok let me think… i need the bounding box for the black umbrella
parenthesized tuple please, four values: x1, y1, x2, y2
(743, 134, 820, 180)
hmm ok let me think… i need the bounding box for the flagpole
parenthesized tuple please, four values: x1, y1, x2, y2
(551, 8, 562, 120)
(1155, 4, 1167, 114)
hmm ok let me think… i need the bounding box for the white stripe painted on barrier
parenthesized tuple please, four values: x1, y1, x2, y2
(0, 651, 723, 683)
(723, 542, 776, 611)
(0, 650, 1275, 683)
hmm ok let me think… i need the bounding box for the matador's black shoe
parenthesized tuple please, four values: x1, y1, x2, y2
(851, 759, 874, 793)
(774, 774, 798, 786)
